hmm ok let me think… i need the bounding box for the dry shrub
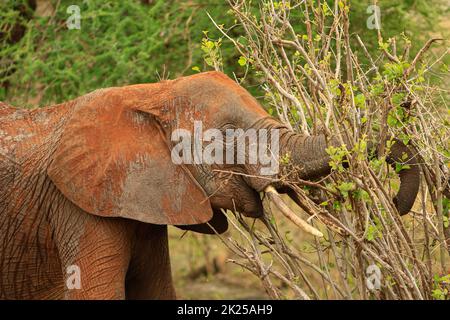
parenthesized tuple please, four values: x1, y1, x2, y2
(207, 0, 449, 300)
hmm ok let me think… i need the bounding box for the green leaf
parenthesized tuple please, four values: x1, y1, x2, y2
(395, 163, 411, 173)
(280, 152, 291, 165)
(355, 93, 366, 109)
(370, 83, 384, 97)
(366, 225, 376, 241)
(322, 3, 331, 16)
(333, 201, 342, 211)
(337, 182, 356, 198)
(366, 218, 383, 241)
(432, 288, 448, 300)
(191, 66, 200, 72)
(443, 216, 449, 229)
(392, 92, 405, 106)
(399, 133, 410, 145)
(238, 56, 247, 66)
(387, 113, 398, 127)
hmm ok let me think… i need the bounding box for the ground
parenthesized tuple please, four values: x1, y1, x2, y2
(169, 227, 268, 299)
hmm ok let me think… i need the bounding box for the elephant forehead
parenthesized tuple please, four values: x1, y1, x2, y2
(172, 71, 269, 123)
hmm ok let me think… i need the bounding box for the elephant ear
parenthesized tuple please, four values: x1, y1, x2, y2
(47, 88, 213, 226)
(176, 209, 228, 234)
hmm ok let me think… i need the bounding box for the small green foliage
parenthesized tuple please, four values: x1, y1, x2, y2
(378, 41, 390, 52)
(319, 200, 329, 207)
(338, 0, 349, 13)
(387, 105, 411, 128)
(352, 136, 368, 161)
(273, 1, 291, 10)
(382, 61, 410, 81)
(432, 288, 448, 300)
(354, 189, 371, 203)
(337, 181, 356, 198)
(201, 37, 222, 68)
(369, 157, 384, 172)
(369, 83, 384, 97)
(398, 133, 411, 145)
(432, 274, 450, 300)
(329, 79, 342, 96)
(333, 200, 342, 211)
(326, 145, 349, 172)
(319, 53, 331, 68)
(280, 152, 291, 165)
(321, 3, 332, 16)
(366, 217, 383, 241)
(354, 93, 366, 109)
(366, 225, 377, 241)
(303, 63, 313, 76)
(395, 162, 411, 173)
(290, 107, 300, 123)
(385, 139, 396, 153)
(237, 56, 247, 66)
(391, 92, 406, 107)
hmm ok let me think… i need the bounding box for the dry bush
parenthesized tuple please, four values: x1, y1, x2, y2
(206, 0, 449, 300)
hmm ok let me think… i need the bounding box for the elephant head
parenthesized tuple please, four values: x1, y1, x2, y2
(47, 71, 420, 236)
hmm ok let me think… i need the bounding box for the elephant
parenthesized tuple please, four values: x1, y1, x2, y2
(0, 71, 420, 299)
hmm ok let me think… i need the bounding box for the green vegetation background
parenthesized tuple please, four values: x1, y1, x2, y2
(0, 0, 447, 106)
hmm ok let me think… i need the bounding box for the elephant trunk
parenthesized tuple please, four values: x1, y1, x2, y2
(384, 140, 421, 215)
(282, 133, 334, 180)
(279, 129, 420, 215)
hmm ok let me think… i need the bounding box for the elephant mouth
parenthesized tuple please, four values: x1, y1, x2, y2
(238, 174, 325, 237)
(264, 185, 324, 237)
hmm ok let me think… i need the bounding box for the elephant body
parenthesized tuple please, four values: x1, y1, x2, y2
(0, 102, 67, 298)
(0, 72, 420, 299)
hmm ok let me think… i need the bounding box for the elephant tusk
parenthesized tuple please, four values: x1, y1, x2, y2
(264, 186, 324, 238)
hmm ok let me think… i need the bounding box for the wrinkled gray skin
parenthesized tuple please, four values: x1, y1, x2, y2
(0, 72, 420, 299)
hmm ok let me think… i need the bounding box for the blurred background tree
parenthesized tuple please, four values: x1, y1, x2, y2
(0, 0, 448, 106)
